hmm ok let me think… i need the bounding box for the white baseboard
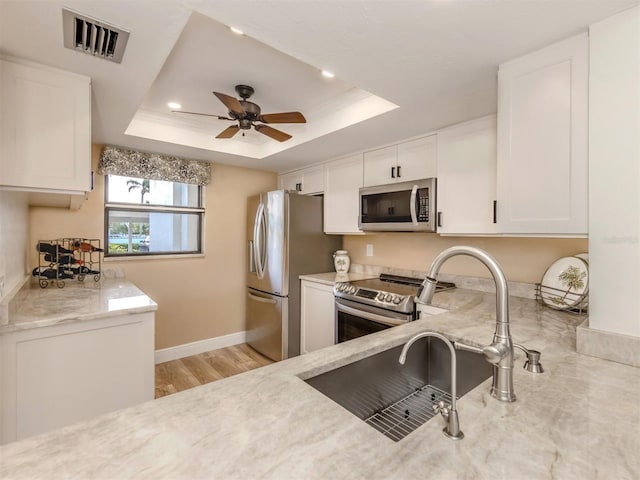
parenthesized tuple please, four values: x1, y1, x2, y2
(155, 331, 247, 364)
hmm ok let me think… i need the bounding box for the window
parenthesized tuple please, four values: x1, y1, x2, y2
(104, 175, 204, 257)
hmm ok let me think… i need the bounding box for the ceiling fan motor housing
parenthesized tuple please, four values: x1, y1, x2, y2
(230, 100, 261, 129)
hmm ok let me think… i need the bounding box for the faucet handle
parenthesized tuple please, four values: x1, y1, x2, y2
(432, 401, 451, 419)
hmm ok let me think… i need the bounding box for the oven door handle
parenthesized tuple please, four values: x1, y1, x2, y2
(336, 302, 408, 327)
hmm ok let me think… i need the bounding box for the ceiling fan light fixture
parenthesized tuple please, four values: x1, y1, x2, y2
(321, 70, 335, 78)
(167, 102, 182, 109)
(229, 26, 244, 35)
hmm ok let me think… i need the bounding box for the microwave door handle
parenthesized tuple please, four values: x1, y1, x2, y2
(410, 185, 418, 226)
(336, 302, 407, 327)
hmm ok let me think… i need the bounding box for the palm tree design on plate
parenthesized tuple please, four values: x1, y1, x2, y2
(549, 265, 586, 307)
(127, 179, 150, 204)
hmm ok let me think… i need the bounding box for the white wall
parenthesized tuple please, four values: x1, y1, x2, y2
(0, 190, 29, 300)
(588, 6, 640, 337)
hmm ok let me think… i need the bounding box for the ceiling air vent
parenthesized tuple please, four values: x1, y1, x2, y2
(62, 8, 130, 64)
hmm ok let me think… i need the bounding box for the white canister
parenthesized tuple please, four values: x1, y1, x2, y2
(333, 250, 350, 273)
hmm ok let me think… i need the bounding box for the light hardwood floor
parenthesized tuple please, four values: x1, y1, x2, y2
(155, 343, 274, 399)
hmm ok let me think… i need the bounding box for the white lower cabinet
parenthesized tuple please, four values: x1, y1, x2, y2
(0, 312, 155, 444)
(300, 280, 335, 354)
(324, 154, 363, 234)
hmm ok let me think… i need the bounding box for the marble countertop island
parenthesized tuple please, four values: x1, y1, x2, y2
(0, 277, 157, 334)
(1, 288, 638, 479)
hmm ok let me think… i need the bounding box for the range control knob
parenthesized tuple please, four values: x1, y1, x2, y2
(385, 293, 392, 302)
(335, 283, 343, 291)
(392, 295, 402, 304)
(377, 292, 385, 301)
(349, 286, 357, 294)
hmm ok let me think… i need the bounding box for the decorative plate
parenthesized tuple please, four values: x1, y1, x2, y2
(540, 256, 589, 310)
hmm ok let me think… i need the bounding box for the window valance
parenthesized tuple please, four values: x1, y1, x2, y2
(98, 145, 211, 186)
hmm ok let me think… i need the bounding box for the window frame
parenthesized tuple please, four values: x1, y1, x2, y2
(103, 175, 205, 258)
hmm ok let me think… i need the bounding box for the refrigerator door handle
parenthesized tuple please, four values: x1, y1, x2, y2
(247, 291, 277, 304)
(253, 202, 267, 279)
(248, 240, 256, 273)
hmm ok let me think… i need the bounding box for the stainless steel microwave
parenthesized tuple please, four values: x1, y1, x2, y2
(358, 178, 436, 232)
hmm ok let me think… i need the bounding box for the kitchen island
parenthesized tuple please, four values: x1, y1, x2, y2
(1, 287, 638, 479)
(0, 278, 157, 445)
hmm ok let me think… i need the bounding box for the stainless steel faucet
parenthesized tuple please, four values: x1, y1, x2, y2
(399, 331, 464, 440)
(416, 246, 516, 402)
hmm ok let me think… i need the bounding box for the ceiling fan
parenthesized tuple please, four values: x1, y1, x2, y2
(172, 84, 306, 142)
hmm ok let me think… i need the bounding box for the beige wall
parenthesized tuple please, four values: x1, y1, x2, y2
(344, 234, 588, 283)
(29, 145, 277, 349)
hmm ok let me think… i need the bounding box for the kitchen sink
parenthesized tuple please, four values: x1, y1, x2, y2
(305, 336, 492, 441)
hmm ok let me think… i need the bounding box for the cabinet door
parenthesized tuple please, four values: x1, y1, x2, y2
(0, 59, 91, 193)
(279, 172, 303, 192)
(363, 145, 397, 187)
(300, 166, 324, 195)
(396, 134, 437, 182)
(497, 33, 588, 234)
(1, 313, 154, 443)
(300, 280, 336, 354)
(324, 154, 364, 234)
(437, 116, 497, 235)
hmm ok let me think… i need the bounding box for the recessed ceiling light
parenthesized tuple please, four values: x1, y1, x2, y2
(321, 70, 335, 79)
(167, 102, 182, 109)
(230, 26, 244, 35)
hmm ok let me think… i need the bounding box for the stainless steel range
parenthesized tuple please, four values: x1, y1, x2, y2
(334, 274, 455, 343)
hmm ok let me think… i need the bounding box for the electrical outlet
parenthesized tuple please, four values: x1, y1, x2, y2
(366, 244, 374, 257)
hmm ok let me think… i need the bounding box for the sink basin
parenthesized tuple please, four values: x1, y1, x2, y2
(305, 336, 492, 441)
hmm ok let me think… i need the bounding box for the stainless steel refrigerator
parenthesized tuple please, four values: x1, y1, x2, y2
(246, 190, 341, 361)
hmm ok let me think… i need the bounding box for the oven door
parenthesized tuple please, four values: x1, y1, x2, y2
(335, 297, 413, 343)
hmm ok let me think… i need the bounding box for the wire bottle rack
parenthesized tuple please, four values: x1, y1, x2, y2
(535, 283, 588, 315)
(32, 238, 103, 288)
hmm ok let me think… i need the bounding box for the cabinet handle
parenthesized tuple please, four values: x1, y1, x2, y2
(391, 166, 396, 178)
(493, 200, 497, 224)
(397, 165, 401, 178)
(437, 211, 443, 228)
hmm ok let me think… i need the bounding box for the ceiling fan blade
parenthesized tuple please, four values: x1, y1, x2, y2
(213, 91, 245, 115)
(216, 125, 240, 139)
(259, 112, 306, 124)
(172, 110, 231, 120)
(254, 124, 292, 142)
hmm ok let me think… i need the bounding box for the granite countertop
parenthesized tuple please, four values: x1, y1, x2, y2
(1, 288, 639, 479)
(299, 271, 378, 286)
(0, 278, 157, 334)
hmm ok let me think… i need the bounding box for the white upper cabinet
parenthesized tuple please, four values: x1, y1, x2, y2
(437, 115, 497, 235)
(363, 135, 437, 187)
(278, 165, 324, 195)
(279, 171, 303, 192)
(496, 33, 588, 235)
(0, 57, 91, 195)
(324, 154, 363, 234)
